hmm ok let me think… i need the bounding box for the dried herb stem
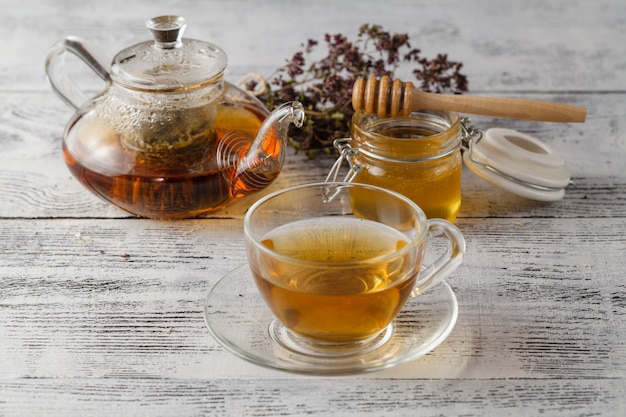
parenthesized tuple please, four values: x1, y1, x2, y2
(247, 24, 468, 157)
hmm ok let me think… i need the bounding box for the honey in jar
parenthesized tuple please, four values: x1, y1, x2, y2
(333, 110, 462, 221)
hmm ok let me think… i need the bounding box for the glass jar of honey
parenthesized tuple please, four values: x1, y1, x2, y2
(327, 110, 463, 222)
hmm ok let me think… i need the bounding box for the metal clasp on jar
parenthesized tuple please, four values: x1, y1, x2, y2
(460, 117, 484, 151)
(325, 138, 363, 183)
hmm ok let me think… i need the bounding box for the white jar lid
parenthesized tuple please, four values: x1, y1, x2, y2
(463, 128, 570, 202)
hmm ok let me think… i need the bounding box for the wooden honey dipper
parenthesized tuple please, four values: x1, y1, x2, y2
(352, 75, 586, 122)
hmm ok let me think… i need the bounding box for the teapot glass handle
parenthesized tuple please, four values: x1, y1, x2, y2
(45, 36, 111, 109)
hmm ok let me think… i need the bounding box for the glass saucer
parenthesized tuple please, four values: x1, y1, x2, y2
(203, 264, 458, 375)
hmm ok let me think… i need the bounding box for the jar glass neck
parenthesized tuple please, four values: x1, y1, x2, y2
(351, 110, 461, 160)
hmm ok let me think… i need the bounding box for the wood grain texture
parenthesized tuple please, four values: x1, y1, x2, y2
(1, 0, 625, 416)
(0, 91, 624, 219)
(1, 378, 624, 416)
(1, 216, 624, 415)
(2, 0, 625, 92)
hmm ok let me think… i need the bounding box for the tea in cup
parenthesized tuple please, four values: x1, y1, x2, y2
(244, 182, 465, 349)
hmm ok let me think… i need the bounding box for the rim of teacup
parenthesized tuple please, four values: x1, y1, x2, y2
(243, 181, 429, 268)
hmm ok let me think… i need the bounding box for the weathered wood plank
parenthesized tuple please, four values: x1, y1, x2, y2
(1, 0, 625, 416)
(0, 92, 624, 219)
(1, 218, 624, 383)
(1, 378, 624, 416)
(2, 0, 625, 92)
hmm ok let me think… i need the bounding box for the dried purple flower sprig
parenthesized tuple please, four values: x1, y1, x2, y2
(248, 24, 468, 157)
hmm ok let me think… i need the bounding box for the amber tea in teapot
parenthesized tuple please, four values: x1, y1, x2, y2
(46, 16, 303, 219)
(63, 98, 271, 219)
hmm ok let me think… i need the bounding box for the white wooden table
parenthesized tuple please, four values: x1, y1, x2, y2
(1, 0, 625, 415)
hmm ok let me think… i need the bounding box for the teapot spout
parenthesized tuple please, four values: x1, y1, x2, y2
(218, 101, 305, 196)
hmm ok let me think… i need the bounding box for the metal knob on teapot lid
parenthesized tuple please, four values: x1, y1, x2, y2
(147, 15, 186, 48)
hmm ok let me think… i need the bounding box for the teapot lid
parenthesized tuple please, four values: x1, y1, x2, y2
(110, 16, 227, 92)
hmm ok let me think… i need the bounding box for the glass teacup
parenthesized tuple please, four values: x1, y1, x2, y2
(244, 182, 465, 351)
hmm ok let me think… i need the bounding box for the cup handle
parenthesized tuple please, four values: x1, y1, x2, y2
(411, 219, 466, 297)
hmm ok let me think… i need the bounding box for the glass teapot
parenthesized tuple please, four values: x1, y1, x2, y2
(45, 15, 304, 219)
